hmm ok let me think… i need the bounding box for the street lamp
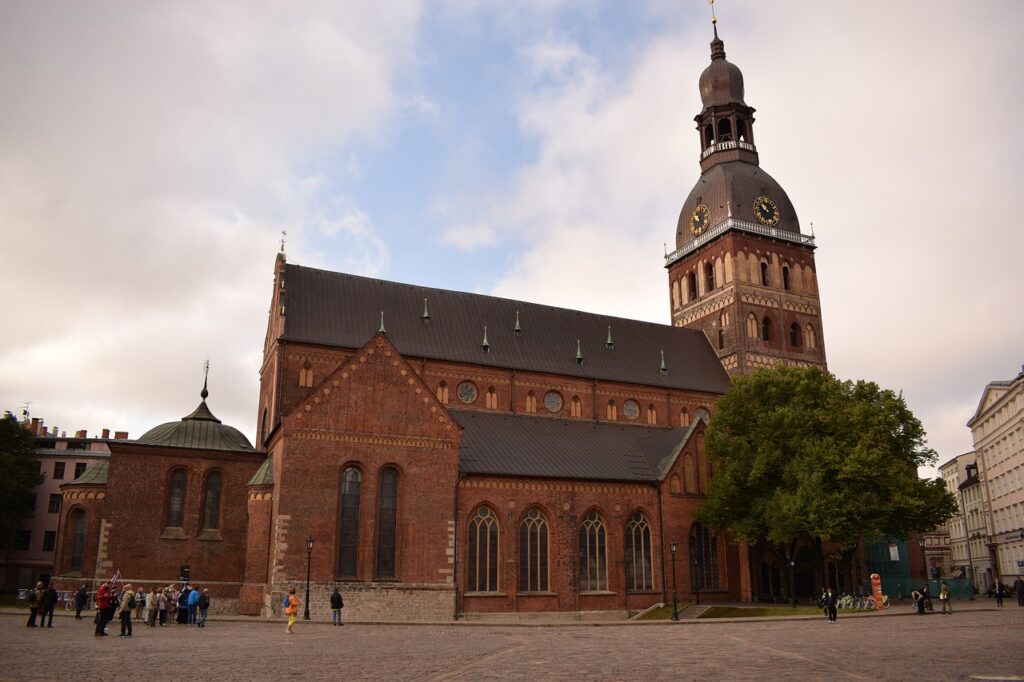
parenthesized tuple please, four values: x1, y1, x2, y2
(669, 539, 679, 621)
(304, 536, 314, 621)
(693, 555, 701, 606)
(917, 538, 927, 581)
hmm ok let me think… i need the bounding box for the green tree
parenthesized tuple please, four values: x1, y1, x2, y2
(695, 366, 957, 605)
(0, 412, 44, 550)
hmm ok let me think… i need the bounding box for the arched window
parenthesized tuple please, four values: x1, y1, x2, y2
(717, 118, 733, 141)
(570, 396, 582, 418)
(646, 404, 657, 425)
(687, 272, 697, 300)
(485, 386, 498, 409)
(684, 454, 696, 494)
(519, 508, 549, 592)
(690, 523, 721, 590)
(579, 511, 607, 591)
(805, 324, 817, 350)
(737, 119, 748, 142)
(299, 361, 313, 388)
(680, 408, 690, 427)
(760, 261, 770, 286)
(625, 512, 653, 591)
(670, 475, 681, 495)
(782, 265, 791, 291)
(166, 469, 187, 528)
(762, 316, 773, 342)
(338, 467, 361, 577)
(468, 506, 499, 592)
(260, 407, 268, 443)
(525, 391, 537, 413)
(606, 400, 617, 421)
(789, 322, 800, 348)
(70, 509, 87, 572)
(436, 381, 449, 404)
(704, 123, 715, 148)
(200, 472, 222, 530)
(746, 313, 758, 339)
(376, 467, 398, 578)
(718, 328, 725, 349)
(705, 262, 715, 293)
(672, 280, 681, 309)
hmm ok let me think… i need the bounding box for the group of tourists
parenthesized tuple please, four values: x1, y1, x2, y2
(23, 581, 60, 628)
(90, 581, 211, 636)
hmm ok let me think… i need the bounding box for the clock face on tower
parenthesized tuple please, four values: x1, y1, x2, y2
(753, 196, 780, 226)
(690, 204, 710, 235)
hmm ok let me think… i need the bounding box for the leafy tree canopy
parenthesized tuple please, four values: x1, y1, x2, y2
(0, 412, 44, 550)
(696, 366, 957, 551)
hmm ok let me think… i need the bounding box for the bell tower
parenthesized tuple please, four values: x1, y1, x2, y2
(666, 24, 826, 376)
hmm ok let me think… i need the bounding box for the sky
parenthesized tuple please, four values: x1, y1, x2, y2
(1, 1, 1022, 477)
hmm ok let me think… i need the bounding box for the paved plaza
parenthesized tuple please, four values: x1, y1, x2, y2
(1, 607, 1022, 681)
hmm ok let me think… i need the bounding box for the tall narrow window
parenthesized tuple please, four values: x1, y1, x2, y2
(166, 470, 187, 528)
(805, 324, 817, 349)
(705, 263, 715, 293)
(436, 382, 449, 404)
(570, 396, 582, 418)
(579, 511, 607, 591)
(519, 508, 549, 592)
(376, 467, 398, 578)
(485, 386, 498, 409)
(690, 523, 721, 590)
(338, 467, 361, 577)
(299, 362, 313, 388)
(606, 400, 617, 421)
(53, 462, 65, 480)
(680, 408, 690, 427)
(782, 265, 791, 290)
(525, 391, 537, 413)
(70, 509, 87, 572)
(672, 280, 681, 309)
(201, 472, 222, 530)
(625, 512, 653, 591)
(760, 261, 770, 286)
(761, 317, 773, 342)
(746, 313, 758, 339)
(718, 328, 725, 349)
(646, 404, 657, 425)
(687, 272, 697, 300)
(789, 322, 800, 348)
(467, 507, 499, 592)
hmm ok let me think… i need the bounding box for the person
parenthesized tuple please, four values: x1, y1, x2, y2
(939, 581, 952, 615)
(1014, 576, 1024, 607)
(920, 583, 933, 612)
(993, 579, 1005, 607)
(25, 581, 43, 627)
(177, 585, 190, 624)
(197, 589, 210, 628)
(95, 581, 112, 636)
(74, 584, 88, 620)
(187, 584, 201, 624)
(911, 588, 925, 614)
(146, 587, 159, 627)
(118, 584, 135, 636)
(135, 584, 147, 622)
(285, 588, 299, 634)
(330, 588, 344, 626)
(823, 587, 837, 623)
(39, 583, 59, 627)
(157, 587, 169, 626)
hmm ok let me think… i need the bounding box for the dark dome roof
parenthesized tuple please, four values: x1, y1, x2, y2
(137, 385, 253, 452)
(699, 31, 746, 110)
(676, 161, 800, 250)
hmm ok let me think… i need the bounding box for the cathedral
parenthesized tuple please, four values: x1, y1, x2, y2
(53, 26, 826, 620)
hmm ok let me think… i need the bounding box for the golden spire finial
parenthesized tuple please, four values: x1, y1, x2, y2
(709, 0, 717, 25)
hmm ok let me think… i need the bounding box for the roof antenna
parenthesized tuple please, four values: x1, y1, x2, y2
(279, 229, 287, 254)
(201, 359, 210, 402)
(378, 311, 387, 335)
(810, 221, 816, 238)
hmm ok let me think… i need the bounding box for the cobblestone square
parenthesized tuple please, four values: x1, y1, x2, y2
(1, 608, 1022, 681)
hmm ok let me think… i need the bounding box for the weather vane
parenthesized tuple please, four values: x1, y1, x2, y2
(280, 229, 287, 253)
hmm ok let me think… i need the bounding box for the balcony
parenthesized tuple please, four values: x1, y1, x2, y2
(666, 217, 816, 266)
(700, 139, 756, 160)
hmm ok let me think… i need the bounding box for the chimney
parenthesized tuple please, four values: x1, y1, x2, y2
(30, 418, 40, 435)
(101, 428, 110, 439)
(114, 431, 129, 440)
(75, 429, 87, 439)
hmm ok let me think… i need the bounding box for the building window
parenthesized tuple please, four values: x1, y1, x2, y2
(299, 362, 314, 388)
(625, 512, 653, 591)
(436, 381, 449, 404)
(338, 467, 361, 577)
(525, 391, 537, 414)
(53, 462, 66, 480)
(519, 508, 549, 592)
(672, 280, 681, 309)
(457, 381, 478, 404)
(166, 470, 187, 528)
(467, 506, 499, 592)
(606, 401, 617, 421)
(789, 322, 800, 347)
(43, 530, 56, 552)
(705, 262, 715, 293)
(687, 272, 697, 300)
(646, 404, 657, 425)
(544, 391, 563, 413)
(746, 314, 758, 339)
(485, 386, 498, 409)
(201, 472, 222, 530)
(804, 324, 817, 350)
(570, 396, 582, 418)
(670, 475, 681, 495)
(14, 530, 30, 551)
(761, 316, 773, 342)
(623, 399, 640, 421)
(782, 265, 791, 290)
(690, 523, 721, 590)
(680, 408, 690, 427)
(760, 261, 770, 286)
(579, 511, 607, 591)
(718, 328, 725, 349)
(376, 467, 398, 578)
(70, 509, 87, 572)
(74, 462, 87, 479)
(48, 493, 62, 513)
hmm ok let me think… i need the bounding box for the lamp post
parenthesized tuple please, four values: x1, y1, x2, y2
(304, 536, 314, 621)
(693, 555, 701, 606)
(669, 539, 679, 621)
(917, 538, 927, 581)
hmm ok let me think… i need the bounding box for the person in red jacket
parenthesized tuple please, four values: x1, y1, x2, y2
(94, 582, 113, 636)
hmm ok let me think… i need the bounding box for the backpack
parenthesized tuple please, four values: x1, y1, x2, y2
(27, 590, 37, 606)
(282, 595, 290, 608)
(126, 594, 136, 610)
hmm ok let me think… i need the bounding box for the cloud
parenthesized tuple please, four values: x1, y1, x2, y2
(0, 1, 422, 440)
(440, 223, 498, 251)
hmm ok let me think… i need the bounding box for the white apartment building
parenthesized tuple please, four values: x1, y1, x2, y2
(940, 452, 976, 582)
(967, 366, 1024, 583)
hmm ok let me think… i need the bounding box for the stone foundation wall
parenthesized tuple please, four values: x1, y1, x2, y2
(269, 580, 455, 622)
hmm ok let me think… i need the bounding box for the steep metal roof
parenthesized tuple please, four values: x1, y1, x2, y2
(63, 460, 109, 486)
(247, 455, 274, 486)
(452, 411, 688, 482)
(280, 264, 731, 395)
(137, 391, 254, 452)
